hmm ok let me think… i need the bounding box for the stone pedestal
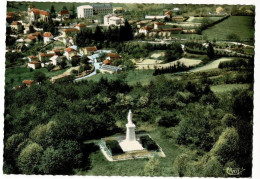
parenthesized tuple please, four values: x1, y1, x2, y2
(119, 110, 143, 152)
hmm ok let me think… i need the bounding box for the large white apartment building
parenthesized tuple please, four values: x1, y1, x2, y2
(77, 4, 113, 18)
(77, 5, 93, 18)
(104, 14, 124, 26)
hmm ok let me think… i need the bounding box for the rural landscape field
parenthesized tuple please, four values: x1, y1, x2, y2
(4, 1, 254, 177)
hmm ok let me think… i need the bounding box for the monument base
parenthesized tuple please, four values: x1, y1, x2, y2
(119, 140, 144, 152)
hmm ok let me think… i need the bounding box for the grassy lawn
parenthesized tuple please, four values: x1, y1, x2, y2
(202, 16, 255, 41)
(210, 83, 251, 93)
(87, 70, 155, 86)
(5, 67, 68, 87)
(77, 126, 184, 176)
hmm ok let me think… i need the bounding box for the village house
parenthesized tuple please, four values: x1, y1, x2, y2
(6, 12, 16, 23)
(64, 47, 78, 60)
(53, 49, 64, 56)
(100, 65, 122, 74)
(16, 43, 27, 52)
(104, 14, 124, 26)
(80, 46, 98, 56)
(75, 23, 86, 31)
(58, 10, 70, 20)
(22, 80, 35, 87)
(28, 6, 50, 23)
(10, 21, 22, 32)
(49, 55, 61, 66)
(165, 11, 173, 18)
(39, 52, 55, 62)
(106, 53, 121, 61)
(154, 22, 165, 30)
(139, 26, 153, 36)
(145, 15, 166, 20)
(25, 35, 37, 44)
(62, 28, 79, 37)
(43, 32, 53, 44)
(27, 61, 41, 69)
(28, 56, 39, 62)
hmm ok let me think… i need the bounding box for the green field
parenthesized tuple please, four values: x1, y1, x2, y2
(210, 83, 251, 93)
(5, 67, 67, 87)
(202, 16, 255, 41)
(77, 126, 185, 176)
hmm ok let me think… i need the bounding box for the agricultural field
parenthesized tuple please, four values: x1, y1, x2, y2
(202, 16, 255, 41)
(210, 83, 251, 93)
(186, 16, 223, 23)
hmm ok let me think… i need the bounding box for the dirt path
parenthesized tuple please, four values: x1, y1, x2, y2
(50, 66, 80, 82)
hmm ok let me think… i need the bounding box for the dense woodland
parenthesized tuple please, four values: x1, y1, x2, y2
(4, 58, 253, 176)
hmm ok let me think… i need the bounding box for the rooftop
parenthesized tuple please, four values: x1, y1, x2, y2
(44, 32, 52, 37)
(28, 8, 50, 16)
(86, 46, 98, 51)
(23, 80, 35, 85)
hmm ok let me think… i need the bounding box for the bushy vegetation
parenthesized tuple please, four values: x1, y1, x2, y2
(105, 140, 124, 155)
(140, 136, 159, 151)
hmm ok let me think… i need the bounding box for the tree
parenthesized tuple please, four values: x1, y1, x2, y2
(207, 43, 215, 59)
(210, 127, 239, 164)
(33, 71, 46, 84)
(144, 157, 161, 176)
(50, 5, 56, 18)
(17, 143, 44, 174)
(203, 156, 225, 177)
(60, 57, 67, 69)
(70, 4, 76, 19)
(40, 147, 65, 174)
(62, 6, 68, 11)
(221, 114, 237, 127)
(174, 153, 190, 177)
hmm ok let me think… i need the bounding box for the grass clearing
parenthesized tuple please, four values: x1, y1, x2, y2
(5, 67, 68, 87)
(77, 126, 184, 176)
(202, 16, 255, 41)
(210, 83, 251, 93)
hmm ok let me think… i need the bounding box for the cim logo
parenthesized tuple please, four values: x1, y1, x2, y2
(225, 167, 245, 176)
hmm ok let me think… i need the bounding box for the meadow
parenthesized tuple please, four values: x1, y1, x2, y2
(202, 16, 255, 41)
(5, 67, 67, 87)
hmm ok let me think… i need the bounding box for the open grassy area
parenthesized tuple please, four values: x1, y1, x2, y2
(87, 70, 155, 86)
(210, 83, 251, 93)
(5, 67, 68, 87)
(202, 16, 254, 41)
(77, 126, 184, 176)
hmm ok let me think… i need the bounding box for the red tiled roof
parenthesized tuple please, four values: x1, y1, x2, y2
(140, 26, 152, 31)
(29, 61, 41, 64)
(28, 35, 36, 40)
(65, 48, 76, 53)
(63, 28, 79, 33)
(76, 23, 86, 27)
(86, 46, 97, 51)
(29, 56, 38, 59)
(23, 80, 35, 85)
(165, 11, 172, 15)
(33, 32, 42, 36)
(59, 10, 70, 15)
(44, 32, 52, 37)
(39, 53, 55, 57)
(108, 53, 120, 58)
(11, 21, 21, 25)
(104, 59, 110, 65)
(28, 8, 50, 16)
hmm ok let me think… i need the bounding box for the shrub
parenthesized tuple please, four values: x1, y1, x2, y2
(105, 140, 124, 155)
(140, 135, 159, 151)
(158, 114, 180, 127)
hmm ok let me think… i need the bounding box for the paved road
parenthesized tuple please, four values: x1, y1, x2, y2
(74, 50, 112, 81)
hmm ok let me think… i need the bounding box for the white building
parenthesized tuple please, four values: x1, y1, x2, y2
(77, 5, 93, 18)
(50, 55, 61, 66)
(43, 32, 53, 44)
(145, 15, 166, 20)
(104, 14, 124, 26)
